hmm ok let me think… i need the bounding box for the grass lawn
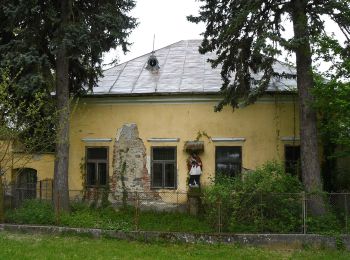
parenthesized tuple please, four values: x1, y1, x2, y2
(0, 232, 350, 260)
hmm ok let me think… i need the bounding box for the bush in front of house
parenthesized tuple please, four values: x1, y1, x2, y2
(4, 200, 211, 232)
(5, 199, 55, 225)
(306, 212, 342, 234)
(139, 210, 212, 232)
(200, 175, 236, 232)
(59, 202, 133, 231)
(5, 200, 133, 230)
(202, 161, 304, 233)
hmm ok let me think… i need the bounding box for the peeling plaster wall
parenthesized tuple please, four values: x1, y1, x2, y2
(66, 94, 300, 195)
(1, 94, 302, 203)
(111, 123, 150, 193)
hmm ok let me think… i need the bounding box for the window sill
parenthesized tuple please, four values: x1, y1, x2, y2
(151, 187, 177, 190)
(85, 186, 108, 189)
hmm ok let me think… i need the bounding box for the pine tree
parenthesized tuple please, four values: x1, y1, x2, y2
(189, 0, 350, 214)
(0, 0, 137, 212)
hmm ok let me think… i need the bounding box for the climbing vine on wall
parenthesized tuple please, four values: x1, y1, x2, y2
(274, 94, 281, 159)
(195, 131, 211, 142)
(119, 150, 128, 208)
(79, 156, 86, 191)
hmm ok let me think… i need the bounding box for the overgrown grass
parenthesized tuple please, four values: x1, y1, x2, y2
(0, 232, 349, 259)
(5, 200, 55, 225)
(5, 200, 211, 232)
(59, 203, 133, 230)
(4, 192, 345, 234)
(139, 210, 211, 232)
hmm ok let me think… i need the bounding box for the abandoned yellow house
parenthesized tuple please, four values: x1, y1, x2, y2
(2, 40, 301, 202)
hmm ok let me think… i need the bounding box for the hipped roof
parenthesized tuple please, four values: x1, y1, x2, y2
(92, 40, 297, 95)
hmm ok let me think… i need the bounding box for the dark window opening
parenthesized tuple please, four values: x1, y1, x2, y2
(215, 146, 242, 177)
(87, 147, 107, 160)
(16, 168, 38, 201)
(151, 147, 176, 189)
(86, 147, 108, 187)
(285, 145, 301, 178)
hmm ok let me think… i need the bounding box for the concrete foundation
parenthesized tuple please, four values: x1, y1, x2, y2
(1, 224, 350, 250)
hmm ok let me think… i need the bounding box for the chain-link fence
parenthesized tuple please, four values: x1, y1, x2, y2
(2, 182, 350, 234)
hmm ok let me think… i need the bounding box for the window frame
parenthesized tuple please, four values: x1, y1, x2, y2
(215, 146, 242, 177)
(284, 145, 301, 177)
(151, 146, 177, 189)
(85, 146, 109, 188)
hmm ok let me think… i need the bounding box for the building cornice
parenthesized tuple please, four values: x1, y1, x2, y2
(78, 93, 297, 105)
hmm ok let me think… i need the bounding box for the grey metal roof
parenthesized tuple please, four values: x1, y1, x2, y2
(93, 40, 296, 95)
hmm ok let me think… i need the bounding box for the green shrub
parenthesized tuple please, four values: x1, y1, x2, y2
(201, 175, 236, 231)
(5, 200, 208, 232)
(60, 202, 132, 231)
(202, 161, 303, 232)
(5, 199, 55, 225)
(306, 213, 342, 234)
(140, 210, 211, 232)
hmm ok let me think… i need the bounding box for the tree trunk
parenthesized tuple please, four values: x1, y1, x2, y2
(291, 0, 325, 215)
(53, 0, 71, 213)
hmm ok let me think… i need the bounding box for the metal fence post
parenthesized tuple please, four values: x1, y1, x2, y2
(55, 190, 60, 225)
(345, 193, 348, 234)
(39, 181, 42, 201)
(0, 181, 4, 223)
(51, 180, 54, 203)
(217, 199, 222, 233)
(176, 191, 179, 212)
(260, 192, 263, 232)
(134, 192, 139, 231)
(302, 191, 306, 234)
(9, 184, 12, 210)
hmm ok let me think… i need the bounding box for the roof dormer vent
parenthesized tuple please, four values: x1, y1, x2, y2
(146, 52, 160, 71)
(146, 35, 160, 72)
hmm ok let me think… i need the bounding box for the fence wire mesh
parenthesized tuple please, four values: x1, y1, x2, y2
(2, 182, 350, 234)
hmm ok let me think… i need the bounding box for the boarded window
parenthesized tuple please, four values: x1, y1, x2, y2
(151, 147, 176, 189)
(86, 147, 108, 187)
(215, 146, 242, 177)
(285, 145, 301, 177)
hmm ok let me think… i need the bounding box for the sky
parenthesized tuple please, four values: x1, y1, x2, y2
(103, 0, 205, 67)
(103, 0, 346, 73)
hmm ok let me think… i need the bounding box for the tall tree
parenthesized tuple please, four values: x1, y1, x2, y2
(314, 78, 350, 191)
(54, 0, 72, 213)
(313, 39, 350, 191)
(188, 0, 350, 214)
(0, 0, 137, 211)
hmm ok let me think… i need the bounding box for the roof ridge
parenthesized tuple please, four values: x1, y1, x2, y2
(103, 40, 188, 72)
(96, 39, 296, 96)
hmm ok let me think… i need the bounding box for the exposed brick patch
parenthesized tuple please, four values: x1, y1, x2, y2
(111, 124, 157, 201)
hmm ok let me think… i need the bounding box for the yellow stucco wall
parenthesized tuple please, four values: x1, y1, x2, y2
(11, 153, 55, 182)
(2, 94, 300, 195)
(0, 151, 54, 185)
(0, 140, 54, 183)
(66, 94, 300, 192)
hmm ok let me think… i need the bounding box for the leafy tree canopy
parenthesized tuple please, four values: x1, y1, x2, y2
(0, 0, 137, 151)
(189, 0, 350, 206)
(188, 0, 350, 110)
(314, 78, 350, 157)
(0, 69, 55, 152)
